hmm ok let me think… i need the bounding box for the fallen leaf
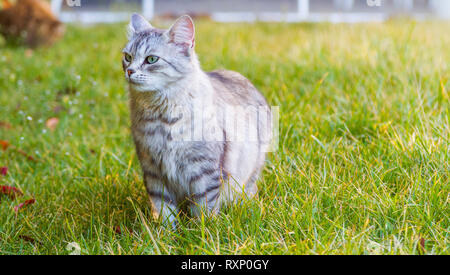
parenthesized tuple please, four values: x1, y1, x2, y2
(19, 235, 41, 244)
(45, 117, 59, 131)
(16, 148, 36, 161)
(0, 185, 23, 200)
(25, 49, 33, 58)
(0, 140, 10, 150)
(114, 226, 122, 234)
(14, 198, 35, 212)
(0, 121, 12, 129)
(0, 140, 36, 161)
(419, 237, 426, 254)
(419, 238, 425, 247)
(52, 105, 64, 114)
(114, 225, 133, 235)
(0, 166, 7, 176)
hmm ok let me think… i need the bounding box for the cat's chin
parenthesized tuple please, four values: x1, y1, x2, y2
(129, 83, 155, 93)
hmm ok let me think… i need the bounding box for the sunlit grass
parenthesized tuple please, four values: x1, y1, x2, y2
(0, 19, 448, 254)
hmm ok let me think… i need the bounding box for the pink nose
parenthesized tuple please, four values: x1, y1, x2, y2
(127, 69, 135, 77)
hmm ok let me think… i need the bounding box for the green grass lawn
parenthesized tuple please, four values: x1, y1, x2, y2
(0, 19, 448, 255)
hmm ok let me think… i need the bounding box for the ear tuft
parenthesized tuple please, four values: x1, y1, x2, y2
(127, 13, 152, 39)
(167, 15, 195, 48)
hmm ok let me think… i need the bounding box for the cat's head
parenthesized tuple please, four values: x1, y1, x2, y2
(122, 14, 197, 93)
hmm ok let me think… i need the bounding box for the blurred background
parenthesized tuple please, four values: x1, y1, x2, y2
(53, 0, 450, 23)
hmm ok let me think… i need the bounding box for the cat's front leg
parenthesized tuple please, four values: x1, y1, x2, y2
(188, 173, 223, 217)
(144, 171, 178, 228)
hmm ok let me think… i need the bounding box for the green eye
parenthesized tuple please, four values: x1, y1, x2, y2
(146, 55, 159, 64)
(124, 53, 132, 62)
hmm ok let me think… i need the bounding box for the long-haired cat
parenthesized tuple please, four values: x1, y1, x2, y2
(123, 14, 272, 226)
(0, 0, 64, 47)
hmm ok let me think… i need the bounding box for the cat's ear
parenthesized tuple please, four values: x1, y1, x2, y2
(166, 15, 195, 48)
(128, 13, 152, 39)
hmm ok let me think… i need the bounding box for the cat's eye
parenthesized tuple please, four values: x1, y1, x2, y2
(124, 53, 132, 62)
(146, 55, 159, 64)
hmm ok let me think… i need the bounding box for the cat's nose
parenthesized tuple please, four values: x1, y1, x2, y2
(127, 69, 135, 77)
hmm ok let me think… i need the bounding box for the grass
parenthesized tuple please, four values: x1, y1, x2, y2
(0, 19, 449, 255)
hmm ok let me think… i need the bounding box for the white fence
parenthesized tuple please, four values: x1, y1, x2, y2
(51, 0, 450, 23)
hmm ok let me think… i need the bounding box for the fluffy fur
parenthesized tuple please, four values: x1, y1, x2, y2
(123, 14, 272, 225)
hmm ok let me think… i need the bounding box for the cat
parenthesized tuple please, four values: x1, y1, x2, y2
(123, 14, 272, 226)
(0, 0, 64, 47)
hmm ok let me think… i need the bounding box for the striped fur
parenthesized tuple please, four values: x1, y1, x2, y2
(123, 14, 272, 226)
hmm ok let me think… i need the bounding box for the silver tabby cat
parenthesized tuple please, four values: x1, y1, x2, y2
(122, 14, 272, 226)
